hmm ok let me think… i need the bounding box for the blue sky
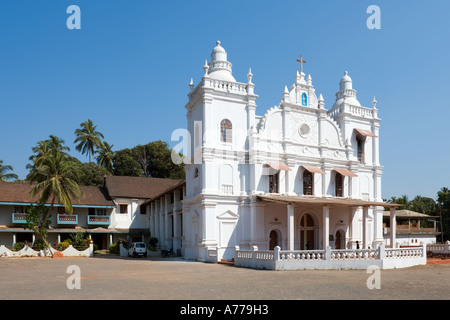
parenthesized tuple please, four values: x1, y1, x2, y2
(0, 0, 449, 200)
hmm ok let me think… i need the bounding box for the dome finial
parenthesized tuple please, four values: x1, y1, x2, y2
(372, 96, 378, 108)
(216, 40, 221, 46)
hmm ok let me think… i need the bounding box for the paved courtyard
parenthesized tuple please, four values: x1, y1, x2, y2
(0, 255, 449, 300)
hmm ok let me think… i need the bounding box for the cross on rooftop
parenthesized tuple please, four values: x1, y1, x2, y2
(296, 55, 307, 73)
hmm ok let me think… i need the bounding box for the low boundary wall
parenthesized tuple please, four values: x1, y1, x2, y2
(427, 242, 450, 255)
(235, 244, 426, 270)
(0, 244, 94, 257)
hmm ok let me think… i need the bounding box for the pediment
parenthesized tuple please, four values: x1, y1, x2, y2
(217, 210, 239, 220)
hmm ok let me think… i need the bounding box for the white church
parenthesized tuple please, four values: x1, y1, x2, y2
(175, 41, 426, 269)
(0, 40, 432, 268)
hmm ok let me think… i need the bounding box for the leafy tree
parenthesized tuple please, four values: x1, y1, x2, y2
(74, 119, 104, 163)
(70, 157, 111, 186)
(120, 140, 185, 179)
(112, 148, 142, 177)
(145, 140, 185, 179)
(0, 160, 18, 181)
(24, 204, 52, 253)
(95, 141, 115, 173)
(437, 187, 450, 242)
(408, 196, 436, 216)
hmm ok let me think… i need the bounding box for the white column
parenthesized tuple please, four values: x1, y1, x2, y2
(373, 206, 383, 248)
(390, 207, 397, 248)
(363, 206, 369, 249)
(287, 204, 294, 250)
(173, 190, 179, 253)
(165, 194, 170, 249)
(323, 206, 330, 249)
(159, 198, 164, 247)
(249, 202, 256, 246)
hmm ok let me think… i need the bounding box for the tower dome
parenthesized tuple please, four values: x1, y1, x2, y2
(207, 41, 236, 82)
(333, 71, 361, 108)
(211, 40, 227, 61)
(339, 71, 353, 91)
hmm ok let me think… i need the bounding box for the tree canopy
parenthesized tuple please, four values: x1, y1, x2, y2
(0, 160, 18, 181)
(112, 140, 185, 179)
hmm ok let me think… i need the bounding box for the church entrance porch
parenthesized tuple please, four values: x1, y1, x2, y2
(234, 195, 427, 270)
(258, 194, 397, 251)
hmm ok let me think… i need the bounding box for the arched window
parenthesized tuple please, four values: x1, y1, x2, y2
(193, 167, 199, 178)
(356, 136, 365, 163)
(335, 172, 343, 197)
(269, 172, 279, 193)
(303, 170, 313, 195)
(220, 119, 232, 143)
(302, 93, 307, 106)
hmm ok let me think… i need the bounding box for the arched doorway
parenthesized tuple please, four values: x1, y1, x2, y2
(335, 230, 345, 249)
(269, 230, 280, 250)
(300, 214, 315, 250)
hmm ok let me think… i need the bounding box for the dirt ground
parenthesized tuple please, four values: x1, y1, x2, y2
(0, 255, 449, 301)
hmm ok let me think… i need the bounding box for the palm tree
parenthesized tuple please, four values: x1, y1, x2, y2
(29, 150, 83, 215)
(26, 136, 70, 181)
(74, 119, 104, 163)
(0, 160, 18, 181)
(28, 149, 83, 256)
(95, 141, 115, 172)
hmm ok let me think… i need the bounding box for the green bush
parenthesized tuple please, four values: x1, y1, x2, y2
(109, 243, 119, 254)
(33, 238, 47, 251)
(149, 237, 158, 249)
(56, 241, 70, 251)
(13, 242, 25, 251)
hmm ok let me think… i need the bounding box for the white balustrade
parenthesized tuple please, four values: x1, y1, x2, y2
(279, 250, 325, 261)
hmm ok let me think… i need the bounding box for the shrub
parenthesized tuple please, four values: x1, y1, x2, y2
(13, 242, 25, 251)
(109, 243, 119, 254)
(149, 237, 158, 249)
(33, 238, 47, 251)
(56, 241, 70, 251)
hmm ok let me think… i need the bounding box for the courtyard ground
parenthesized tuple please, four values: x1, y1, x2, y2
(0, 254, 449, 302)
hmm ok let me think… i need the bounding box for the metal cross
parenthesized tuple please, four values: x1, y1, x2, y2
(296, 55, 307, 73)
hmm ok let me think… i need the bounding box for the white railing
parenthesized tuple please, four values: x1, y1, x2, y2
(385, 247, 424, 259)
(330, 249, 379, 260)
(328, 104, 374, 119)
(427, 242, 450, 254)
(209, 79, 248, 93)
(234, 244, 427, 270)
(222, 184, 233, 194)
(188, 78, 250, 102)
(279, 250, 325, 261)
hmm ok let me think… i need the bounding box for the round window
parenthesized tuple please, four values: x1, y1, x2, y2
(299, 123, 310, 137)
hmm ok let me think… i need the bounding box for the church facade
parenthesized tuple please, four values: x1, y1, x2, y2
(180, 41, 425, 268)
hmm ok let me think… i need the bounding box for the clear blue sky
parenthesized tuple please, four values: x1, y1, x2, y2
(0, 0, 449, 200)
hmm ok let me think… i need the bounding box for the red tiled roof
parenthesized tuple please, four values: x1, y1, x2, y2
(0, 181, 114, 207)
(104, 176, 184, 199)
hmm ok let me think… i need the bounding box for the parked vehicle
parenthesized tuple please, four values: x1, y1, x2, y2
(128, 242, 147, 257)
